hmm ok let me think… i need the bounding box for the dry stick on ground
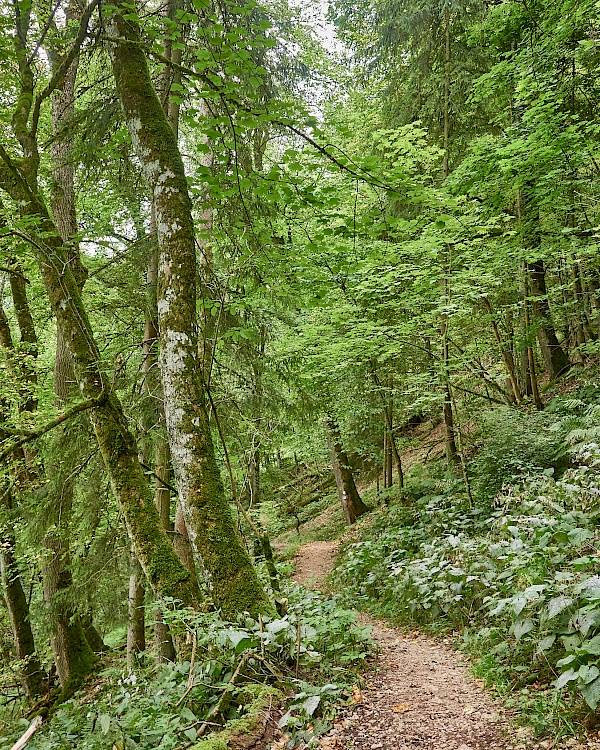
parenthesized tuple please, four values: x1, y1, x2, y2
(10, 715, 43, 750)
(295, 617, 301, 678)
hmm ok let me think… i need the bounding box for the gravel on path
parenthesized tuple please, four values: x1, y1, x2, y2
(291, 540, 521, 750)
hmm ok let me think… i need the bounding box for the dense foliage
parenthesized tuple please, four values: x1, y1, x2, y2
(2, 0, 600, 744)
(335, 390, 600, 735)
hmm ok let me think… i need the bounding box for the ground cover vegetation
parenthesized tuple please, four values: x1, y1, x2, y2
(1, 0, 600, 744)
(333, 391, 600, 737)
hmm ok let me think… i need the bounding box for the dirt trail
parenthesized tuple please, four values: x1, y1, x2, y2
(293, 542, 519, 750)
(293, 541, 339, 589)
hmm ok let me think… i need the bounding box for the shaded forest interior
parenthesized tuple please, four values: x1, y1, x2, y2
(2, 0, 600, 747)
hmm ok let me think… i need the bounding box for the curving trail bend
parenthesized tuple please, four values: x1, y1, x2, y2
(292, 541, 531, 750)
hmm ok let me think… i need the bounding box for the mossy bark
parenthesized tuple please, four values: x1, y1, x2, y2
(0, 295, 47, 701)
(106, 3, 273, 619)
(43, 51, 98, 695)
(0, 494, 47, 700)
(0, 177, 196, 609)
(325, 416, 368, 525)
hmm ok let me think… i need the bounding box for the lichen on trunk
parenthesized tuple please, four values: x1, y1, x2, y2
(106, 2, 273, 619)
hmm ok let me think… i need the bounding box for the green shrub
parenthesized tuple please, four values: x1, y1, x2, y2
(334, 444, 600, 729)
(469, 407, 566, 502)
(1, 583, 373, 750)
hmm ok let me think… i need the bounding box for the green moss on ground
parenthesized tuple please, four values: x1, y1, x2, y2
(192, 684, 281, 750)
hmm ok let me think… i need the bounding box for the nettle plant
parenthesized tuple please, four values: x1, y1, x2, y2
(336, 445, 600, 709)
(14, 584, 372, 750)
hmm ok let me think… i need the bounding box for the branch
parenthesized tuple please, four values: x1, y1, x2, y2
(139, 460, 177, 494)
(0, 265, 30, 283)
(10, 715, 43, 750)
(102, 37, 404, 195)
(30, 0, 101, 139)
(26, 0, 63, 67)
(0, 395, 107, 460)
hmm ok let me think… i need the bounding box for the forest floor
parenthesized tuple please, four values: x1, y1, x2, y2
(290, 540, 590, 750)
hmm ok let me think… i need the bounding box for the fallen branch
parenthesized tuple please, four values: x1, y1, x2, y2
(10, 715, 43, 750)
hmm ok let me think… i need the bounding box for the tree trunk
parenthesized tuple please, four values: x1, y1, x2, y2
(527, 260, 571, 378)
(325, 417, 368, 525)
(153, 431, 176, 662)
(0, 489, 47, 700)
(522, 265, 544, 410)
(382, 427, 388, 489)
(0, 188, 197, 607)
(440, 318, 458, 464)
(384, 380, 403, 490)
(0, 306, 47, 701)
(517, 186, 569, 378)
(481, 297, 521, 402)
(174, 499, 203, 595)
(127, 549, 146, 669)
(106, 4, 272, 618)
(384, 419, 393, 489)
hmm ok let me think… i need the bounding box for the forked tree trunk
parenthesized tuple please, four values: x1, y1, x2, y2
(325, 417, 368, 525)
(106, 3, 272, 618)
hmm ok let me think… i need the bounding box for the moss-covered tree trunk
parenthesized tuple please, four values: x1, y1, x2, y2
(42, 37, 97, 697)
(106, 3, 273, 619)
(0, 287, 47, 701)
(326, 416, 368, 525)
(0, 495, 47, 700)
(0, 182, 196, 607)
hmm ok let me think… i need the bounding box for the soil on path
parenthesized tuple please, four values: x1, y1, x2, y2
(293, 541, 518, 750)
(293, 541, 338, 589)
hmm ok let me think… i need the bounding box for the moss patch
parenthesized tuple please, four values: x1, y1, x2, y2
(193, 684, 281, 750)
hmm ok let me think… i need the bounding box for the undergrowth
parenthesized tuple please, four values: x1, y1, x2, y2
(334, 390, 600, 739)
(0, 581, 373, 750)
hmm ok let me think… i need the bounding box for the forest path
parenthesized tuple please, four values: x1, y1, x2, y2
(292, 542, 518, 750)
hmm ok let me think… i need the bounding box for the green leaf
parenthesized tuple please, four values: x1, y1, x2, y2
(301, 695, 321, 716)
(580, 635, 600, 655)
(512, 617, 534, 640)
(99, 714, 111, 734)
(567, 528, 594, 547)
(547, 596, 573, 619)
(581, 676, 600, 709)
(555, 668, 578, 689)
(538, 634, 556, 651)
(578, 665, 599, 684)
